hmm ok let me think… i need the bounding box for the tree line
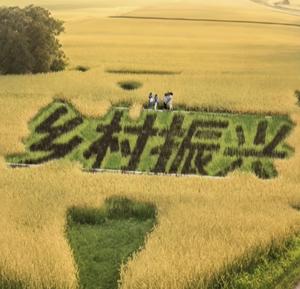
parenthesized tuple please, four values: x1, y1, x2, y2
(0, 5, 67, 75)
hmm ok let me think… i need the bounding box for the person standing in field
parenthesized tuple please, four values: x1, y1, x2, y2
(164, 92, 173, 110)
(148, 92, 154, 108)
(168, 92, 173, 110)
(154, 94, 159, 111)
(163, 93, 168, 109)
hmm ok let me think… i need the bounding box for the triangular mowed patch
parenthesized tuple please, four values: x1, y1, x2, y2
(66, 197, 157, 289)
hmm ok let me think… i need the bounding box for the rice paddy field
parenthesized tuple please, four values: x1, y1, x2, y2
(0, 0, 300, 288)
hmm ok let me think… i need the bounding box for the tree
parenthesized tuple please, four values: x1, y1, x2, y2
(295, 90, 300, 105)
(0, 5, 67, 75)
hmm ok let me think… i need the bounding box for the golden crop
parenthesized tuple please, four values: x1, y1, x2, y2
(0, 0, 300, 288)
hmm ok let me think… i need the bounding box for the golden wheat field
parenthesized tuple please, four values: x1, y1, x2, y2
(0, 0, 300, 288)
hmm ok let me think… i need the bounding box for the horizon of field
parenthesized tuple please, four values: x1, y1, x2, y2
(2, 0, 300, 20)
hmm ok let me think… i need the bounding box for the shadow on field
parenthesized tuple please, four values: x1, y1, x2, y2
(66, 196, 157, 289)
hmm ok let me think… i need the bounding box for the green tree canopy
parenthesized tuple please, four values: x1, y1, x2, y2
(0, 5, 67, 75)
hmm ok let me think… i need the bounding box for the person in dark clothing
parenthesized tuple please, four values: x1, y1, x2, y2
(163, 92, 173, 110)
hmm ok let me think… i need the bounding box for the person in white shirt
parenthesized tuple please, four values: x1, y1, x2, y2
(148, 92, 154, 108)
(154, 94, 159, 110)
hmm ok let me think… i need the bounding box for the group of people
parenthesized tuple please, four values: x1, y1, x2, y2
(148, 92, 174, 111)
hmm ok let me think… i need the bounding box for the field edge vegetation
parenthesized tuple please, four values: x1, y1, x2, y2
(206, 234, 300, 289)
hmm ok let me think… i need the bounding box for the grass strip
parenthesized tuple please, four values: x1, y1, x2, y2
(204, 233, 300, 289)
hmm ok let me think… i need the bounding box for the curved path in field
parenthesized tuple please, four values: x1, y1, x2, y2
(110, 15, 300, 28)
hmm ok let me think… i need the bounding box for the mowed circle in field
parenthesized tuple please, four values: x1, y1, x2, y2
(118, 80, 143, 90)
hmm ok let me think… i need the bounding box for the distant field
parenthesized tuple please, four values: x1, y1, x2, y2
(252, 0, 300, 16)
(0, 0, 300, 289)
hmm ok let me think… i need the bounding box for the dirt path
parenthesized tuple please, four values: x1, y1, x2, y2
(110, 15, 300, 28)
(296, 282, 300, 289)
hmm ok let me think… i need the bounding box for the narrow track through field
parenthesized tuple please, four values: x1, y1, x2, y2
(110, 15, 300, 28)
